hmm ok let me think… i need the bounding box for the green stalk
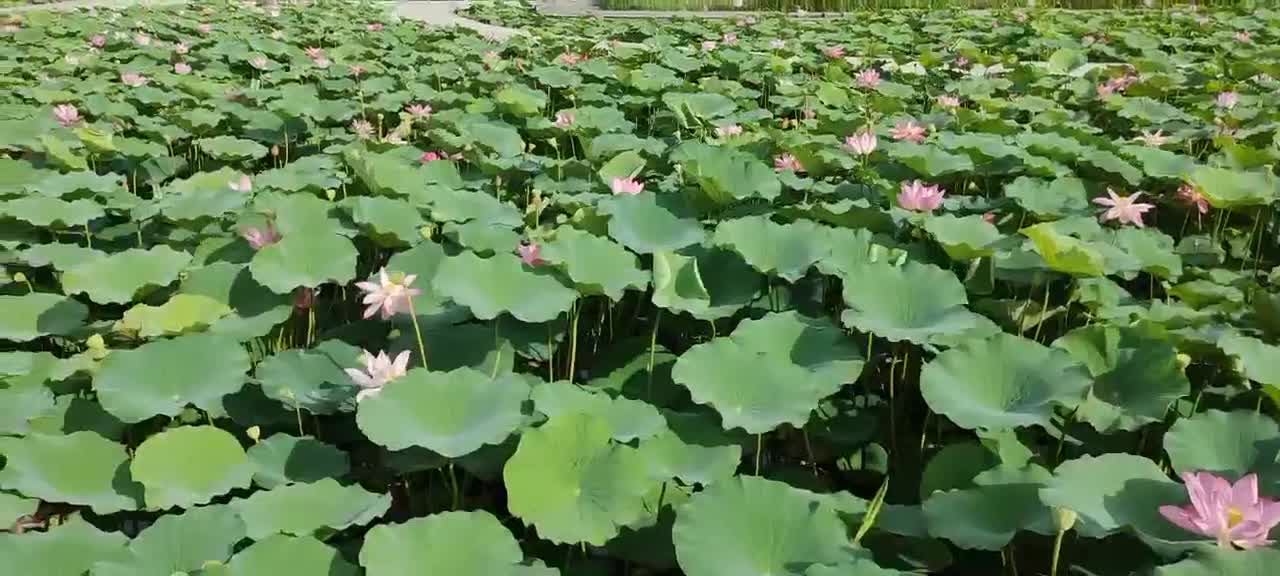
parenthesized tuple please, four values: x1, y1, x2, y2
(406, 298, 429, 371)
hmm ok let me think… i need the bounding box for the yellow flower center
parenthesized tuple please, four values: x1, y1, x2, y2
(1228, 507, 1245, 528)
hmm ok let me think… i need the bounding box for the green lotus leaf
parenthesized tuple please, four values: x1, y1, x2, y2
(670, 142, 781, 204)
(253, 191, 345, 238)
(228, 535, 358, 576)
(232, 477, 390, 539)
(663, 92, 737, 127)
(416, 185, 522, 226)
(95, 333, 250, 422)
(887, 142, 975, 177)
(1022, 222, 1106, 277)
(1, 197, 103, 227)
(541, 226, 648, 300)
(598, 150, 646, 183)
(532, 380, 667, 442)
(1078, 148, 1142, 185)
(672, 475, 855, 576)
(177, 261, 292, 339)
(93, 504, 245, 576)
(503, 412, 653, 545)
(636, 430, 741, 486)
(345, 195, 426, 246)
(672, 312, 864, 433)
(0, 385, 54, 435)
(921, 467, 1051, 550)
(1004, 176, 1090, 218)
(198, 136, 269, 160)
(434, 251, 577, 323)
(29, 170, 124, 197)
(1040, 453, 1183, 538)
(255, 339, 363, 415)
(839, 260, 985, 345)
(1218, 333, 1280, 386)
(1113, 227, 1182, 280)
(357, 367, 529, 457)
(0, 492, 38, 527)
(919, 442, 999, 499)
(920, 333, 1091, 431)
(1156, 547, 1280, 576)
(804, 558, 907, 576)
(443, 221, 519, 254)
(1121, 145, 1196, 180)
(0, 431, 139, 514)
(131, 426, 253, 510)
(249, 231, 358, 294)
(712, 216, 831, 281)
(1163, 409, 1280, 487)
(255, 155, 345, 192)
(360, 510, 556, 576)
(246, 433, 350, 489)
(600, 192, 705, 255)
(0, 293, 87, 342)
(1052, 325, 1189, 432)
(1187, 166, 1278, 209)
(1046, 48, 1086, 74)
(923, 214, 1002, 260)
(652, 246, 760, 320)
(0, 517, 128, 576)
(62, 245, 192, 304)
(26, 394, 126, 440)
(496, 84, 548, 116)
(120, 294, 232, 338)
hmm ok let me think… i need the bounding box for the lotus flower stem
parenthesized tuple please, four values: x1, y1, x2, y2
(406, 298, 428, 371)
(447, 463, 460, 510)
(83, 224, 93, 249)
(1050, 529, 1067, 576)
(647, 309, 662, 401)
(568, 300, 581, 382)
(754, 433, 763, 475)
(1033, 284, 1051, 342)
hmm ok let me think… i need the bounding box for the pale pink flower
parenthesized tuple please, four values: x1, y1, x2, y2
(1097, 83, 1116, 98)
(843, 130, 878, 156)
(773, 154, 803, 173)
(823, 45, 845, 59)
(312, 56, 331, 69)
(1160, 472, 1280, 550)
(1137, 129, 1167, 147)
(890, 120, 927, 144)
(1108, 74, 1137, 92)
(229, 174, 253, 193)
(304, 46, 325, 60)
(1235, 31, 1252, 43)
(349, 64, 366, 77)
(90, 34, 107, 48)
(406, 103, 432, 119)
(1093, 188, 1155, 227)
(1177, 184, 1210, 215)
(174, 62, 192, 75)
(557, 52, 584, 66)
(420, 151, 443, 163)
(517, 242, 545, 266)
(239, 222, 280, 249)
(345, 349, 411, 402)
(611, 177, 644, 195)
(982, 212, 997, 224)
(715, 124, 742, 138)
(120, 72, 148, 87)
(855, 69, 881, 89)
(355, 268, 423, 320)
(52, 104, 81, 128)
(937, 95, 961, 109)
(554, 111, 575, 129)
(174, 42, 189, 55)
(250, 56, 269, 70)
(366, 22, 384, 32)
(898, 180, 945, 212)
(701, 40, 717, 52)
(954, 56, 969, 68)
(1217, 91, 1239, 110)
(769, 39, 786, 50)
(350, 119, 375, 140)
(197, 23, 212, 34)
(133, 33, 151, 46)
(721, 32, 738, 46)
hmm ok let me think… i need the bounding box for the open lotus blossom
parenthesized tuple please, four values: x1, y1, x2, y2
(366, 22, 384, 32)
(1160, 472, 1280, 549)
(769, 39, 786, 50)
(1235, 30, 1252, 43)
(611, 177, 644, 195)
(420, 151, 444, 163)
(982, 212, 997, 224)
(890, 120, 927, 143)
(120, 72, 148, 87)
(773, 153, 804, 172)
(701, 40, 717, 52)
(721, 32, 738, 45)
(843, 129, 878, 156)
(557, 52, 584, 66)
(350, 119, 375, 140)
(228, 174, 253, 193)
(823, 45, 845, 59)
(345, 349, 411, 403)
(52, 104, 81, 127)
(174, 62, 192, 75)
(954, 55, 970, 68)
(937, 95, 961, 109)
(855, 69, 881, 89)
(349, 64, 366, 77)
(554, 111, 575, 128)
(304, 46, 325, 60)
(517, 242, 545, 266)
(356, 268, 422, 320)
(1177, 183, 1210, 215)
(1217, 91, 1239, 110)
(405, 103, 432, 119)
(1137, 129, 1167, 147)
(1093, 188, 1155, 227)
(1096, 82, 1116, 98)
(715, 124, 743, 138)
(239, 222, 280, 250)
(134, 33, 151, 46)
(898, 180, 945, 212)
(90, 34, 107, 48)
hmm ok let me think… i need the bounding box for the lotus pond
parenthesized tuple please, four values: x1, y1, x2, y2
(2, 1, 1280, 575)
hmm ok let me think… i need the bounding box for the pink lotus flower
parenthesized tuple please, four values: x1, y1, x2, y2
(1236, 31, 1252, 43)
(1093, 188, 1155, 227)
(240, 222, 280, 249)
(197, 23, 212, 34)
(349, 64, 366, 77)
(250, 56, 269, 70)
(954, 56, 970, 68)
(120, 72, 148, 87)
(174, 42, 189, 55)
(229, 174, 253, 193)
(1097, 83, 1116, 98)
(773, 154, 803, 173)
(823, 45, 845, 59)
(1177, 183, 1210, 215)
(174, 62, 192, 75)
(406, 103, 432, 119)
(721, 32, 738, 46)
(420, 151, 443, 163)
(305, 47, 325, 60)
(1108, 74, 1137, 92)
(557, 52, 584, 66)
(843, 129, 877, 156)
(367, 22, 384, 32)
(715, 124, 742, 138)
(982, 212, 997, 224)
(90, 34, 107, 48)
(52, 104, 81, 127)
(293, 287, 315, 310)
(134, 33, 151, 46)
(345, 349, 410, 402)
(1160, 472, 1280, 549)
(312, 57, 331, 69)
(855, 69, 881, 89)
(517, 242, 545, 266)
(890, 120, 927, 144)
(769, 39, 786, 50)
(554, 111, 575, 128)
(355, 268, 423, 320)
(701, 40, 717, 52)
(611, 177, 644, 195)
(1217, 91, 1239, 110)
(1137, 129, 1167, 147)
(350, 119, 375, 140)
(937, 95, 961, 109)
(898, 180, 945, 212)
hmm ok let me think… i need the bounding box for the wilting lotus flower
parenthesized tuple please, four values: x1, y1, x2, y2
(197, 23, 212, 34)
(898, 180, 945, 212)
(1137, 129, 1167, 147)
(611, 177, 644, 196)
(229, 174, 253, 193)
(174, 62, 192, 75)
(773, 154, 803, 172)
(843, 129, 878, 156)
(1217, 91, 1239, 110)
(240, 222, 280, 250)
(701, 40, 717, 52)
(120, 72, 148, 87)
(350, 119, 375, 140)
(1177, 183, 1210, 215)
(769, 39, 786, 50)
(856, 69, 881, 89)
(174, 42, 189, 55)
(345, 349, 410, 402)
(366, 22, 384, 32)
(1160, 472, 1280, 549)
(52, 104, 81, 127)
(890, 120, 927, 143)
(1093, 188, 1155, 227)
(134, 33, 151, 46)
(517, 242, 545, 266)
(937, 95, 961, 109)
(90, 34, 107, 48)
(715, 124, 743, 138)
(554, 111, 575, 128)
(721, 32, 738, 45)
(406, 103, 432, 119)
(250, 56, 269, 70)
(355, 268, 423, 320)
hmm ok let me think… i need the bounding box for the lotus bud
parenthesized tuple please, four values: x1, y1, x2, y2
(12, 271, 27, 283)
(1054, 507, 1078, 533)
(325, 189, 336, 201)
(247, 425, 261, 443)
(1176, 353, 1191, 371)
(87, 333, 106, 351)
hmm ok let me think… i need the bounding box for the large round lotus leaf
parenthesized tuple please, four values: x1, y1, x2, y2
(919, 442, 999, 499)
(1051, 325, 1189, 432)
(532, 380, 667, 443)
(61, 245, 192, 304)
(0, 492, 38, 527)
(672, 475, 854, 576)
(1187, 166, 1278, 209)
(229, 535, 358, 576)
(669, 142, 780, 204)
(711, 216, 830, 282)
(1156, 547, 1280, 576)
(197, 136, 269, 160)
(1003, 176, 1090, 218)
(345, 196, 426, 246)
(600, 192, 705, 255)
(1164, 409, 1280, 487)
(804, 558, 906, 576)
(923, 214, 1002, 260)
(0, 385, 54, 435)
(503, 412, 653, 545)
(249, 232, 358, 294)
(496, 84, 549, 116)
(652, 246, 760, 320)
(232, 477, 390, 539)
(0, 431, 139, 514)
(1040, 453, 1185, 539)
(357, 367, 529, 457)
(839, 260, 984, 345)
(94, 333, 250, 422)
(255, 339, 363, 415)
(360, 510, 555, 576)
(434, 251, 577, 323)
(246, 433, 350, 489)
(636, 430, 741, 486)
(1113, 228, 1182, 280)
(0, 293, 87, 342)
(1, 196, 104, 227)
(920, 333, 1091, 431)
(120, 294, 232, 338)
(541, 226, 648, 300)
(20, 243, 106, 271)
(672, 312, 864, 433)
(256, 156, 344, 192)
(177, 261, 292, 339)
(131, 426, 253, 509)
(922, 467, 1051, 550)
(887, 142, 975, 177)
(1021, 223, 1107, 277)
(1218, 333, 1280, 386)
(92, 504, 246, 576)
(0, 517, 128, 576)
